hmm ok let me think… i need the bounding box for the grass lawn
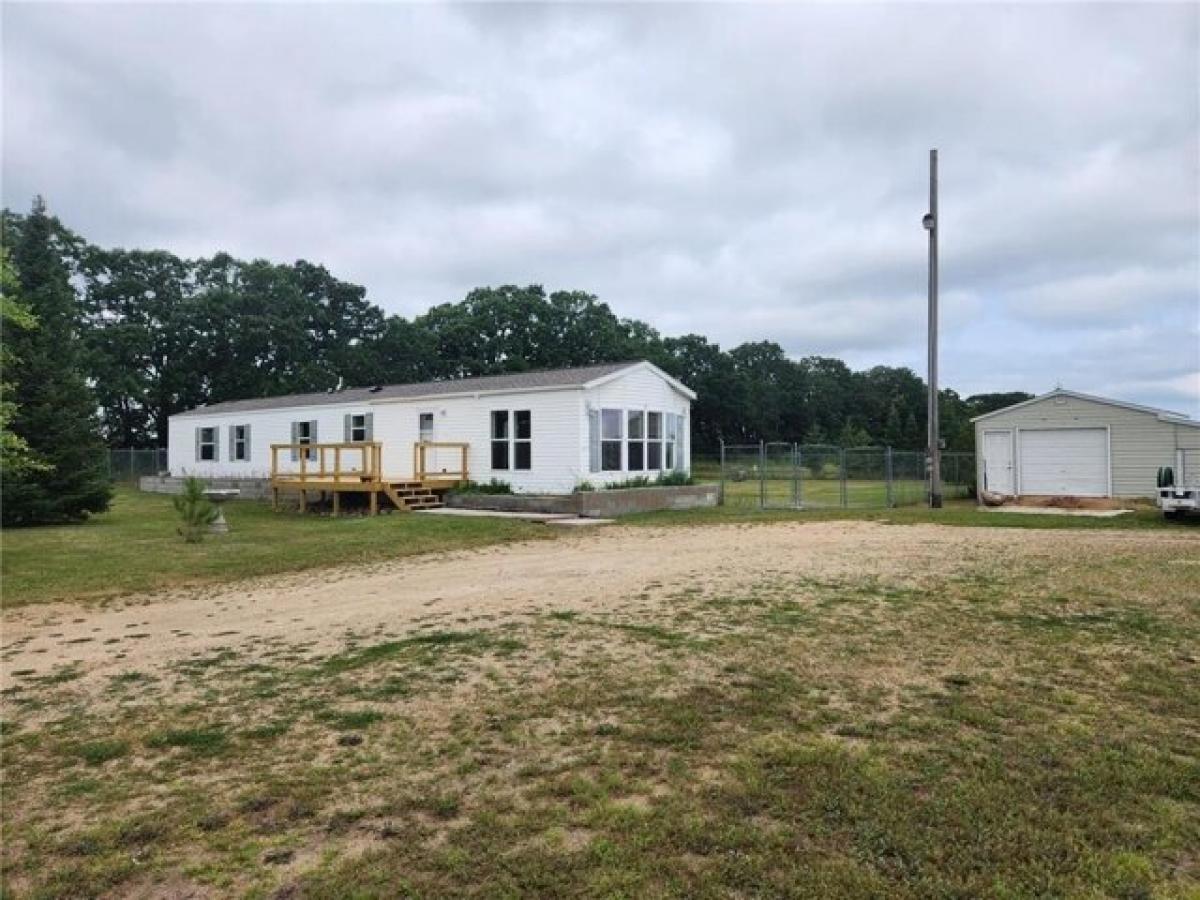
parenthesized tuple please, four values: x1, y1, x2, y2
(0, 488, 549, 608)
(2, 521, 1198, 896)
(628, 497, 1193, 531)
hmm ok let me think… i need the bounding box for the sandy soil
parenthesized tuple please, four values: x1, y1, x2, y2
(2, 521, 1193, 694)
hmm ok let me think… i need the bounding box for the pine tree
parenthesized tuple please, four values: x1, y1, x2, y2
(2, 197, 111, 525)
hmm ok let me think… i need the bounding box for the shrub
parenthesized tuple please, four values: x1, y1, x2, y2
(656, 470, 695, 487)
(173, 477, 216, 543)
(573, 480, 596, 493)
(453, 478, 513, 495)
(819, 461, 842, 480)
(602, 472, 695, 490)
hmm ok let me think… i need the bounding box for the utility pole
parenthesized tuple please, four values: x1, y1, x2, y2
(922, 148, 943, 508)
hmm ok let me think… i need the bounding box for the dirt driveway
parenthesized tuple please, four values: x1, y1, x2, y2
(1, 521, 1191, 694)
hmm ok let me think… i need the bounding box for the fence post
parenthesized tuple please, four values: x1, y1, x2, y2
(840, 447, 848, 508)
(719, 439, 726, 507)
(791, 443, 798, 508)
(885, 446, 894, 508)
(795, 445, 803, 508)
(759, 440, 766, 509)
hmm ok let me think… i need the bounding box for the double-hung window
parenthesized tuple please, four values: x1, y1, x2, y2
(197, 427, 216, 461)
(600, 409, 623, 471)
(514, 410, 531, 470)
(626, 411, 645, 471)
(350, 414, 367, 442)
(491, 410, 532, 471)
(491, 411, 510, 470)
(664, 415, 677, 471)
(292, 420, 317, 461)
(647, 412, 663, 470)
(231, 424, 249, 461)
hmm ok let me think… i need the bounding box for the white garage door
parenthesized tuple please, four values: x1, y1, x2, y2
(1019, 428, 1108, 496)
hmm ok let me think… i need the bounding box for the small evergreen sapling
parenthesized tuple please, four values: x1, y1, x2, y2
(173, 477, 217, 543)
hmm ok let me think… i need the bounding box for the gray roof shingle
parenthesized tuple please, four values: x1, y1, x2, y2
(175, 361, 643, 418)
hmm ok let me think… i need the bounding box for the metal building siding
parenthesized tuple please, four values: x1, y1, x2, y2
(973, 394, 1187, 498)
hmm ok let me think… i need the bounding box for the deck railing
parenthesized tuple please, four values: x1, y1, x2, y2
(413, 441, 469, 483)
(270, 442, 382, 482)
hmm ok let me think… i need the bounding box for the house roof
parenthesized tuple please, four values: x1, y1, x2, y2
(175, 360, 693, 418)
(971, 388, 1199, 427)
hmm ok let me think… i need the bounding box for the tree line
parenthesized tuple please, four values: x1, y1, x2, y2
(2, 198, 1030, 521)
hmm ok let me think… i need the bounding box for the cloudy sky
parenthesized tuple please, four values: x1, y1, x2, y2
(4, 2, 1198, 413)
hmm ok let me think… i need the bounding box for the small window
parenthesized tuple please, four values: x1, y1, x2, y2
(514, 410, 531, 470)
(601, 409, 623, 471)
(294, 420, 316, 461)
(419, 412, 434, 442)
(232, 425, 249, 461)
(491, 410, 510, 470)
(348, 414, 366, 442)
(199, 427, 216, 461)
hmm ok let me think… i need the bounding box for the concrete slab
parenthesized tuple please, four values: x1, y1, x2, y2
(415, 507, 614, 526)
(414, 507, 573, 522)
(982, 506, 1133, 518)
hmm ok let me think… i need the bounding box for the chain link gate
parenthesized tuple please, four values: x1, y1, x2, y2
(719, 440, 975, 510)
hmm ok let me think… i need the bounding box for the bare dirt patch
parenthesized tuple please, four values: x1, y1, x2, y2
(2, 521, 1192, 697)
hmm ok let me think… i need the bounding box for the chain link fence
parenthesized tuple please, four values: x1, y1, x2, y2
(697, 442, 974, 510)
(105, 448, 168, 483)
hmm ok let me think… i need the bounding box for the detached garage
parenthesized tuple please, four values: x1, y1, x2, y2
(973, 389, 1200, 500)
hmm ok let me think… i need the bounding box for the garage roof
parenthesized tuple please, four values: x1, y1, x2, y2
(971, 388, 1199, 426)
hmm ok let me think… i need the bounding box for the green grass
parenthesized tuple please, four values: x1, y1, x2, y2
(0, 487, 550, 607)
(4, 531, 1198, 897)
(624, 497, 1193, 530)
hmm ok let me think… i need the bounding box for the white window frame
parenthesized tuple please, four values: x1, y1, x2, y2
(647, 411, 663, 471)
(490, 410, 532, 472)
(600, 408, 623, 472)
(198, 427, 216, 462)
(513, 409, 532, 471)
(232, 424, 249, 461)
(626, 410, 645, 472)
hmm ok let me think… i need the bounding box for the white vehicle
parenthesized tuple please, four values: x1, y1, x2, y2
(1157, 452, 1200, 519)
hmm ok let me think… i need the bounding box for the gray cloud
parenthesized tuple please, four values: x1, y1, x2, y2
(4, 2, 1197, 414)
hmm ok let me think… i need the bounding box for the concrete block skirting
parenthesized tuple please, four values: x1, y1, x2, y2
(447, 484, 717, 518)
(139, 475, 274, 500)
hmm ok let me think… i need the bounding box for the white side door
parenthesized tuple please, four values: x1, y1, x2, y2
(982, 430, 1015, 495)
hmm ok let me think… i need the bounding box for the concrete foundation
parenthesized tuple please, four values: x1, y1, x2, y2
(139, 475, 273, 500)
(447, 484, 717, 518)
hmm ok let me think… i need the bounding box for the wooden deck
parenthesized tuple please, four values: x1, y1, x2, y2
(269, 441, 469, 515)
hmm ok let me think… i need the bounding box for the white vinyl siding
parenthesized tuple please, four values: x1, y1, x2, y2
(168, 363, 692, 493)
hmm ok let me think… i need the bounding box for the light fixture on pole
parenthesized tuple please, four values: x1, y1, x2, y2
(923, 149, 942, 509)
